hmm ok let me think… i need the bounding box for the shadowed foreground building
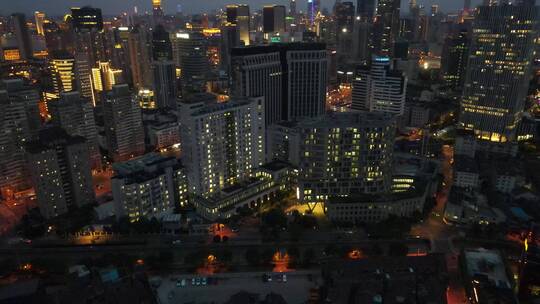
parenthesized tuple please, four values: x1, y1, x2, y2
(26, 127, 95, 219)
(111, 153, 188, 222)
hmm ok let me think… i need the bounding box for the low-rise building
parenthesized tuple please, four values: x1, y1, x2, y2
(453, 155, 479, 190)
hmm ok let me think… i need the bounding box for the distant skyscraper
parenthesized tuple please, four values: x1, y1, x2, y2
(226, 5, 250, 46)
(171, 31, 208, 92)
(152, 60, 177, 109)
(372, 0, 401, 56)
(74, 52, 94, 100)
(0, 79, 41, 195)
(357, 0, 376, 18)
(128, 25, 153, 89)
(307, 0, 321, 25)
(103, 84, 145, 162)
(48, 92, 101, 169)
(290, 0, 297, 16)
(71, 6, 103, 32)
(49, 50, 76, 96)
(232, 43, 328, 124)
(34, 11, 45, 36)
(152, 0, 165, 26)
(152, 25, 173, 61)
(441, 29, 469, 89)
(27, 127, 95, 219)
(263, 5, 286, 34)
(11, 13, 33, 60)
(352, 56, 407, 115)
(459, 4, 539, 144)
(179, 97, 265, 196)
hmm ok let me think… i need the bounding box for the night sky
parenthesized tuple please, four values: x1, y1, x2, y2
(1, 0, 487, 17)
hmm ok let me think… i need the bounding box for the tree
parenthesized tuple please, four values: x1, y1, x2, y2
(245, 248, 261, 267)
(388, 243, 408, 256)
(302, 248, 316, 267)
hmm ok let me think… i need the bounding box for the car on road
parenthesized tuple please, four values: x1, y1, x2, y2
(201, 277, 207, 286)
(172, 239, 182, 245)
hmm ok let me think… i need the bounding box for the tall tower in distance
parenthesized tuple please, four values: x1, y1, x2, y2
(459, 4, 539, 147)
(34, 11, 45, 36)
(152, 0, 164, 26)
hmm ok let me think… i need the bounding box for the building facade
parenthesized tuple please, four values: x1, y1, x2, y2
(112, 153, 188, 222)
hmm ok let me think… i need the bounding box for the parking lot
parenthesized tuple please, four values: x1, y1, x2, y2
(152, 270, 320, 304)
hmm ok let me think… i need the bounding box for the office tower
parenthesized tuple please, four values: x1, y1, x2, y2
(296, 112, 396, 204)
(128, 25, 153, 89)
(11, 13, 33, 60)
(519, 224, 540, 303)
(152, 25, 173, 61)
(357, 0, 376, 18)
(49, 50, 76, 96)
(48, 92, 101, 169)
(232, 43, 327, 124)
(0, 79, 41, 195)
(459, 4, 539, 144)
(352, 56, 407, 115)
(112, 153, 188, 222)
(441, 29, 469, 90)
(152, 60, 177, 109)
(171, 31, 208, 92)
(74, 52, 94, 100)
(92, 61, 124, 98)
(290, 0, 297, 16)
(71, 7, 106, 66)
(71, 6, 103, 31)
(220, 23, 241, 72)
(226, 4, 250, 46)
(34, 11, 45, 36)
(335, 1, 355, 61)
(179, 97, 265, 196)
(103, 84, 145, 162)
(152, 0, 164, 26)
(372, 0, 401, 56)
(307, 0, 321, 25)
(26, 127, 95, 219)
(263, 5, 286, 34)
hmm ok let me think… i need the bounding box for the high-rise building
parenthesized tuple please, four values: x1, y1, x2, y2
(152, 0, 164, 26)
(0, 79, 41, 195)
(290, 0, 297, 16)
(263, 5, 286, 34)
(357, 0, 376, 18)
(152, 25, 173, 61)
(71, 6, 103, 32)
(335, 1, 355, 61)
(171, 31, 208, 92)
(441, 28, 469, 90)
(26, 127, 95, 219)
(74, 52, 94, 100)
(179, 97, 265, 196)
(459, 4, 539, 144)
(220, 23, 241, 73)
(372, 0, 401, 56)
(49, 50, 76, 96)
(103, 84, 145, 162)
(293, 112, 395, 204)
(92, 61, 124, 98)
(226, 4, 250, 46)
(307, 0, 321, 25)
(231, 43, 328, 124)
(11, 13, 33, 60)
(352, 56, 407, 115)
(48, 92, 101, 169)
(112, 153, 188, 222)
(152, 60, 177, 109)
(128, 25, 153, 89)
(34, 11, 45, 36)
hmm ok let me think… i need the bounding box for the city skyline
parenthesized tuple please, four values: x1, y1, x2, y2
(1, 0, 486, 16)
